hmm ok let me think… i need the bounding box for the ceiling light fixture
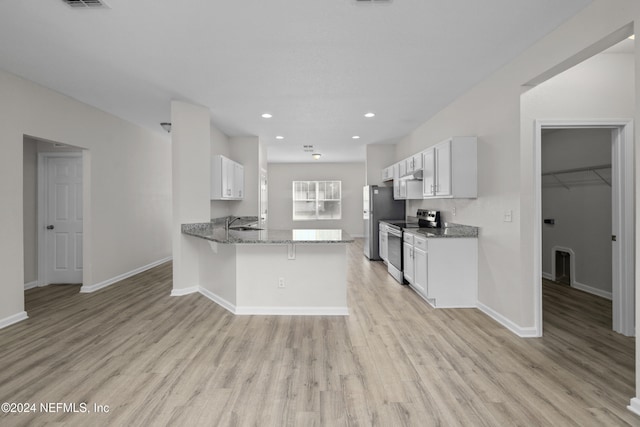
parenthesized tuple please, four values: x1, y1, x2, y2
(160, 122, 171, 133)
(629, 35, 635, 40)
(312, 153, 322, 160)
(261, 113, 273, 118)
(352, 135, 360, 139)
(364, 112, 375, 118)
(276, 135, 284, 140)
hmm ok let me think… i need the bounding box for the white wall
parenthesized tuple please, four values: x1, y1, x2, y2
(209, 133, 263, 220)
(268, 163, 365, 237)
(22, 138, 38, 285)
(171, 100, 211, 293)
(394, 2, 638, 335)
(210, 124, 231, 219)
(541, 128, 612, 296)
(366, 144, 396, 186)
(229, 136, 260, 218)
(0, 69, 172, 326)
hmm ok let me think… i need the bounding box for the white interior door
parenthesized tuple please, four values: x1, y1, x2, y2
(45, 155, 83, 284)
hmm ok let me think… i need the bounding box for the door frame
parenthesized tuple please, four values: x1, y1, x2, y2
(259, 168, 268, 228)
(37, 151, 83, 286)
(533, 119, 634, 336)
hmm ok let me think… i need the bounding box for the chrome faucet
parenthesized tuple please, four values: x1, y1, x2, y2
(225, 216, 241, 230)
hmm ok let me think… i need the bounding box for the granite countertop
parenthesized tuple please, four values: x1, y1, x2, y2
(182, 222, 354, 244)
(403, 223, 479, 238)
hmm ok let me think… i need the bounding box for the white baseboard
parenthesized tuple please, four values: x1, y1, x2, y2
(572, 281, 612, 300)
(0, 311, 28, 330)
(628, 398, 640, 417)
(24, 281, 39, 290)
(170, 286, 199, 296)
(477, 302, 539, 338)
(80, 256, 172, 293)
(196, 286, 348, 316)
(198, 287, 237, 314)
(542, 272, 612, 300)
(234, 306, 349, 316)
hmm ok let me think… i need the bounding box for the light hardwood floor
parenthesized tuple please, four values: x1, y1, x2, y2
(0, 240, 636, 426)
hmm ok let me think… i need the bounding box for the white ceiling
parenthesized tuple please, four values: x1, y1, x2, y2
(0, 0, 593, 162)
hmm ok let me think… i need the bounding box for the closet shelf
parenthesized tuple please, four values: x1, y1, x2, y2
(542, 164, 611, 189)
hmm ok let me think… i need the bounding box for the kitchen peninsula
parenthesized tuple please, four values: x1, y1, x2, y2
(181, 218, 354, 315)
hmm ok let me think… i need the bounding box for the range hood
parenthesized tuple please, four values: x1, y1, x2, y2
(400, 169, 423, 180)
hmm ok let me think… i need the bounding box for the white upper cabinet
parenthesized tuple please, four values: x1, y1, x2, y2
(423, 136, 477, 199)
(381, 166, 394, 182)
(422, 147, 435, 196)
(233, 162, 244, 199)
(393, 163, 400, 199)
(211, 155, 245, 200)
(434, 140, 451, 196)
(383, 136, 474, 200)
(398, 159, 407, 178)
(405, 153, 423, 175)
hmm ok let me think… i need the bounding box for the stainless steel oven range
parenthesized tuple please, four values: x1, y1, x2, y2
(382, 210, 441, 284)
(383, 220, 419, 283)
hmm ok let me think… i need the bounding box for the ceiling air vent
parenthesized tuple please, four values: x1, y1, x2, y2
(61, 0, 110, 8)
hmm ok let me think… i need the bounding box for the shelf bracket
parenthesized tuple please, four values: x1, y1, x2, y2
(551, 174, 570, 190)
(592, 169, 611, 187)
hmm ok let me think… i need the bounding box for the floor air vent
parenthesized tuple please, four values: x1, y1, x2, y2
(61, 0, 110, 8)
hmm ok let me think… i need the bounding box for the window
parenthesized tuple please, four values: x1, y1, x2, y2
(293, 181, 341, 220)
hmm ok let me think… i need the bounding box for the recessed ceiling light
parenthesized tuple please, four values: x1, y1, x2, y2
(364, 112, 375, 118)
(261, 113, 273, 118)
(629, 35, 635, 40)
(312, 153, 322, 160)
(352, 135, 360, 139)
(276, 135, 284, 140)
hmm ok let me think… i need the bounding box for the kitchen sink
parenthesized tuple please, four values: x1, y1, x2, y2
(229, 226, 263, 231)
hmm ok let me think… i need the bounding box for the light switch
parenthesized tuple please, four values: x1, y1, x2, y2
(504, 210, 513, 222)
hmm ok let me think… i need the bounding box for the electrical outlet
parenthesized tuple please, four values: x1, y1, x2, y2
(278, 278, 285, 288)
(452, 207, 456, 216)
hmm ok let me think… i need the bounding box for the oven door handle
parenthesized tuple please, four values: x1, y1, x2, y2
(387, 228, 402, 237)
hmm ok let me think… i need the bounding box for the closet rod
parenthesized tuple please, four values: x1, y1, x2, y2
(541, 164, 611, 176)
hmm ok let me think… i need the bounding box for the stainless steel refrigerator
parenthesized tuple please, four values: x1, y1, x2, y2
(363, 185, 405, 260)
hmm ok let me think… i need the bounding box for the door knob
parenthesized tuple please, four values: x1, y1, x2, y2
(46, 225, 54, 230)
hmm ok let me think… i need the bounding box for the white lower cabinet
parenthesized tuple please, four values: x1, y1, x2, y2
(379, 223, 388, 262)
(412, 237, 427, 295)
(403, 233, 414, 284)
(405, 232, 477, 308)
